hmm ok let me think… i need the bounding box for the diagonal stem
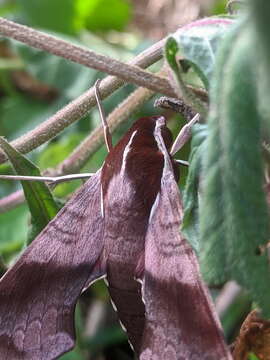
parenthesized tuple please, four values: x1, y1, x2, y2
(0, 35, 166, 164)
(0, 17, 175, 97)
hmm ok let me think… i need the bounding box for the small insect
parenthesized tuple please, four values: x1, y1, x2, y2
(0, 82, 231, 359)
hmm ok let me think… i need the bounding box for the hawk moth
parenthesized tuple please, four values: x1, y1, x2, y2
(0, 116, 231, 359)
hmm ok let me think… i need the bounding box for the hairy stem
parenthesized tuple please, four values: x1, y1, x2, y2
(0, 18, 175, 96)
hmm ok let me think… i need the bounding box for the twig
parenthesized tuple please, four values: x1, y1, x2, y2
(0, 18, 207, 210)
(58, 84, 156, 175)
(0, 33, 166, 164)
(154, 96, 196, 121)
(0, 18, 175, 97)
(0, 85, 156, 210)
(0, 18, 207, 165)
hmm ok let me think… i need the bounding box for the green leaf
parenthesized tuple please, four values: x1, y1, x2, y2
(0, 137, 59, 241)
(84, 325, 127, 353)
(18, 0, 77, 35)
(0, 95, 50, 140)
(165, 37, 207, 117)
(0, 163, 18, 197)
(165, 37, 179, 73)
(180, 59, 209, 90)
(37, 133, 84, 198)
(182, 124, 207, 251)
(200, 22, 270, 316)
(248, 354, 260, 360)
(76, 0, 132, 32)
(10, 41, 97, 100)
(210, 1, 227, 15)
(221, 291, 251, 341)
(0, 204, 28, 258)
(0, 1, 19, 16)
(173, 17, 235, 87)
(252, 2, 270, 139)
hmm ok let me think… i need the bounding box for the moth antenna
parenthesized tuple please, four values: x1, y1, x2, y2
(0, 173, 93, 184)
(94, 79, 113, 152)
(170, 113, 200, 155)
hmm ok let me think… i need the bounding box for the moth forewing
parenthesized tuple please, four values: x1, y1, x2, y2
(140, 119, 232, 359)
(101, 116, 174, 353)
(0, 171, 106, 360)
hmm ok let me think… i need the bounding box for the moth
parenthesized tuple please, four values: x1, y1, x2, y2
(0, 115, 231, 359)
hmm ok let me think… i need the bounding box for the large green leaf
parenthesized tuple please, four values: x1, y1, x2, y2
(182, 124, 207, 251)
(200, 22, 270, 316)
(173, 17, 235, 88)
(0, 137, 59, 241)
(165, 37, 207, 117)
(251, 1, 270, 138)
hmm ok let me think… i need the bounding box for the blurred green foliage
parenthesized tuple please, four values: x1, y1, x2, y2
(0, 203, 28, 259)
(17, 0, 132, 34)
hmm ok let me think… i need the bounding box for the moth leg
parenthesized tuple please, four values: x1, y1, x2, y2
(94, 79, 113, 152)
(170, 113, 200, 155)
(174, 159, 189, 167)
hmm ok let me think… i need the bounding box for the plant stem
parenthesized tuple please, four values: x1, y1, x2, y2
(58, 85, 156, 174)
(0, 190, 25, 213)
(0, 35, 166, 164)
(0, 85, 156, 210)
(0, 17, 175, 97)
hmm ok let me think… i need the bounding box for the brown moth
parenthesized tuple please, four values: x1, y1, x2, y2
(0, 115, 231, 359)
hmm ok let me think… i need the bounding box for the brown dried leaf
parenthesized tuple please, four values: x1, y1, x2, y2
(233, 310, 270, 360)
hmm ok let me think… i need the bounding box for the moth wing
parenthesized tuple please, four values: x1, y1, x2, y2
(0, 171, 105, 360)
(140, 170, 231, 359)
